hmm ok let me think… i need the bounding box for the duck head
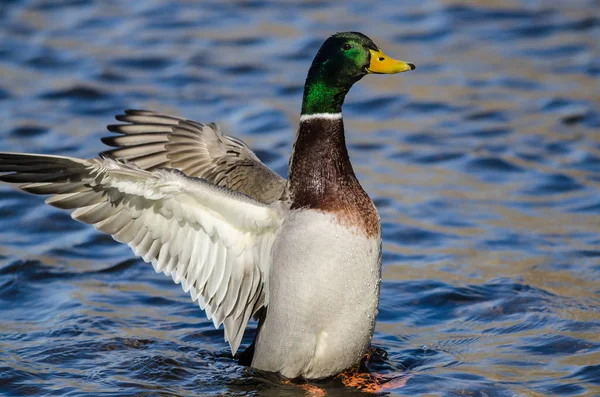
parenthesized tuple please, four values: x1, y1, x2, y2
(302, 32, 415, 115)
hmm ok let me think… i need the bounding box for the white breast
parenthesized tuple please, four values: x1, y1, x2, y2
(252, 209, 381, 379)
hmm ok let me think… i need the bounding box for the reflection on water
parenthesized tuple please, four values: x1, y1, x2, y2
(0, 0, 599, 395)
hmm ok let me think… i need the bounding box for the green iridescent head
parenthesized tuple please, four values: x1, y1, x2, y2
(301, 32, 415, 115)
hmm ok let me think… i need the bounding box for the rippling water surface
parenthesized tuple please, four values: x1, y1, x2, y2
(1, 0, 599, 396)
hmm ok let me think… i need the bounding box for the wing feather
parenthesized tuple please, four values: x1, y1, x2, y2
(102, 110, 286, 204)
(0, 152, 282, 355)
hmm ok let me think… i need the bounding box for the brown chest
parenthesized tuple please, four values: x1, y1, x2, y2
(288, 117, 380, 238)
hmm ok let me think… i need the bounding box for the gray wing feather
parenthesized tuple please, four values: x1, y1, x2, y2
(102, 109, 286, 204)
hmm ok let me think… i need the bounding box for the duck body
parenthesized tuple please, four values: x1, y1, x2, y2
(252, 115, 382, 378)
(0, 32, 414, 380)
(254, 209, 381, 378)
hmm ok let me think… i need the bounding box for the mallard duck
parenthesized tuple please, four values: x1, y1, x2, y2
(0, 32, 414, 379)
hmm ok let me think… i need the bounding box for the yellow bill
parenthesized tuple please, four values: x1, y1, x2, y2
(367, 49, 415, 74)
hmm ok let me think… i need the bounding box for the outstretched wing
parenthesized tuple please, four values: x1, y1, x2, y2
(0, 152, 283, 354)
(102, 110, 287, 204)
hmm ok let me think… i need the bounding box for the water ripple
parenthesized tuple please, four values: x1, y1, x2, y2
(0, 0, 599, 395)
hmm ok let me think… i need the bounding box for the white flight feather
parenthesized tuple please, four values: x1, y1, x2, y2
(2, 153, 283, 355)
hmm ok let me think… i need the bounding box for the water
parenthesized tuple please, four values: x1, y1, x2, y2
(0, 0, 599, 395)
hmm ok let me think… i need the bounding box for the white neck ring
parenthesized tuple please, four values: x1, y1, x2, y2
(299, 113, 342, 122)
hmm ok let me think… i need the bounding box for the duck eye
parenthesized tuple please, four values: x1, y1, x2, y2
(342, 43, 352, 51)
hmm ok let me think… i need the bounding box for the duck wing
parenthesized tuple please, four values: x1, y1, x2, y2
(101, 109, 286, 204)
(0, 152, 283, 355)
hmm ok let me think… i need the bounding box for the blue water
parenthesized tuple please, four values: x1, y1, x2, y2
(1, 0, 599, 396)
